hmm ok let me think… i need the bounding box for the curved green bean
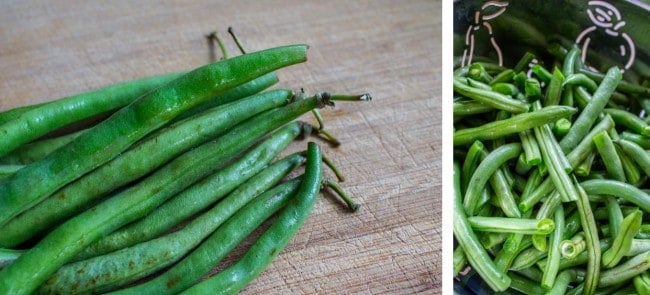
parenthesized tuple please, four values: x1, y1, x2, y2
(454, 105, 576, 146)
(453, 76, 529, 113)
(602, 209, 642, 268)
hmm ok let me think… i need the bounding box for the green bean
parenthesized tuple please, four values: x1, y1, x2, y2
(525, 78, 542, 101)
(514, 52, 537, 73)
(560, 232, 586, 259)
(463, 143, 522, 216)
(575, 182, 602, 295)
(453, 100, 494, 117)
(490, 69, 515, 85)
(559, 67, 622, 153)
(461, 141, 485, 194)
(534, 121, 577, 202)
(605, 197, 624, 238)
(0, 248, 23, 269)
(0, 129, 85, 165)
(547, 269, 577, 295)
(617, 139, 650, 179)
(553, 118, 571, 137)
(453, 162, 511, 291)
(535, 191, 562, 221)
(481, 233, 509, 250)
(0, 72, 184, 157)
(73, 133, 305, 262)
(566, 114, 615, 167)
(508, 271, 546, 295)
(0, 45, 308, 228)
(39, 164, 304, 294)
(599, 251, 650, 287)
(453, 76, 530, 113)
(593, 130, 626, 182)
(634, 271, 650, 294)
(511, 245, 548, 271)
(563, 73, 599, 93)
(602, 209, 642, 268)
(0, 89, 292, 248)
(544, 67, 564, 106)
(531, 64, 552, 83)
(620, 131, 650, 149)
(0, 90, 360, 295)
(541, 206, 564, 289)
(515, 154, 533, 175)
(532, 234, 548, 252)
(453, 106, 577, 146)
(615, 143, 642, 185)
(581, 179, 650, 212)
(468, 216, 554, 235)
(502, 210, 533, 254)
(491, 82, 520, 97)
(175, 142, 326, 295)
(606, 108, 650, 136)
(575, 149, 596, 176)
(469, 63, 494, 84)
(579, 68, 650, 96)
(520, 129, 541, 166)
(454, 246, 468, 276)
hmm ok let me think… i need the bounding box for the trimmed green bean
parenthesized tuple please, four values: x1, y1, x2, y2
(454, 246, 468, 276)
(520, 129, 541, 166)
(0, 89, 292, 248)
(454, 106, 577, 146)
(177, 142, 326, 295)
(579, 68, 650, 96)
(575, 182, 602, 295)
(581, 179, 650, 212)
(541, 206, 564, 289)
(508, 271, 546, 295)
(544, 67, 564, 106)
(454, 76, 530, 113)
(461, 141, 485, 194)
(491, 82, 519, 97)
(553, 118, 571, 137)
(634, 271, 650, 294)
(559, 67, 622, 153)
(490, 69, 515, 85)
(534, 121, 578, 202)
(531, 64, 552, 83)
(593, 130, 626, 182)
(469, 63, 493, 84)
(547, 269, 577, 295)
(602, 209, 642, 268)
(453, 162, 511, 291)
(604, 108, 650, 136)
(560, 232, 586, 259)
(563, 73, 599, 92)
(525, 78, 542, 101)
(463, 143, 522, 216)
(620, 131, 650, 149)
(599, 251, 650, 287)
(0, 45, 308, 227)
(453, 100, 494, 117)
(605, 197, 624, 238)
(468, 216, 554, 235)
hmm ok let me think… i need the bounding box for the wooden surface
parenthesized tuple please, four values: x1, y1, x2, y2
(0, 0, 440, 294)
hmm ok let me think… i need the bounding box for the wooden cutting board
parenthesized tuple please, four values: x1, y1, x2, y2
(0, 0, 440, 293)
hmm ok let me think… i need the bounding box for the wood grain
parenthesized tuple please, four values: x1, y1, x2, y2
(0, 0, 440, 294)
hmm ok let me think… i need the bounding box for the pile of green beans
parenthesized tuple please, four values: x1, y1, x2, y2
(0, 32, 370, 294)
(454, 45, 650, 294)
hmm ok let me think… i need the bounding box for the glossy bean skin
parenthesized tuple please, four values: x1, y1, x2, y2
(0, 45, 308, 227)
(0, 89, 291, 248)
(73, 127, 304, 261)
(0, 72, 183, 156)
(179, 142, 324, 295)
(38, 153, 305, 294)
(0, 88, 328, 295)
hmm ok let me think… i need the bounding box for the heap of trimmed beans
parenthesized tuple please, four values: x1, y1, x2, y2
(453, 46, 650, 294)
(0, 31, 370, 295)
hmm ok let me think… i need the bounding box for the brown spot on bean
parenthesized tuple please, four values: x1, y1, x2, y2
(128, 260, 135, 270)
(167, 276, 180, 289)
(76, 268, 85, 274)
(269, 248, 277, 256)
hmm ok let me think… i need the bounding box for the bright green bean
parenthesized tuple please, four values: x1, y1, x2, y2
(453, 162, 511, 291)
(468, 216, 554, 235)
(541, 206, 564, 289)
(454, 106, 576, 146)
(453, 76, 530, 113)
(453, 100, 494, 117)
(602, 209, 642, 268)
(559, 67, 622, 153)
(563, 73, 599, 92)
(0, 129, 85, 165)
(546, 269, 577, 295)
(544, 67, 564, 106)
(604, 108, 650, 136)
(463, 143, 522, 216)
(593, 130, 626, 182)
(0, 248, 23, 269)
(634, 271, 650, 294)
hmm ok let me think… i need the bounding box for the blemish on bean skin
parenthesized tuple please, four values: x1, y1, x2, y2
(269, 248, 277, 256)
(76, 268, 85, 274)
(167, 276, 181, 289)
(128, 260, 135, 270)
